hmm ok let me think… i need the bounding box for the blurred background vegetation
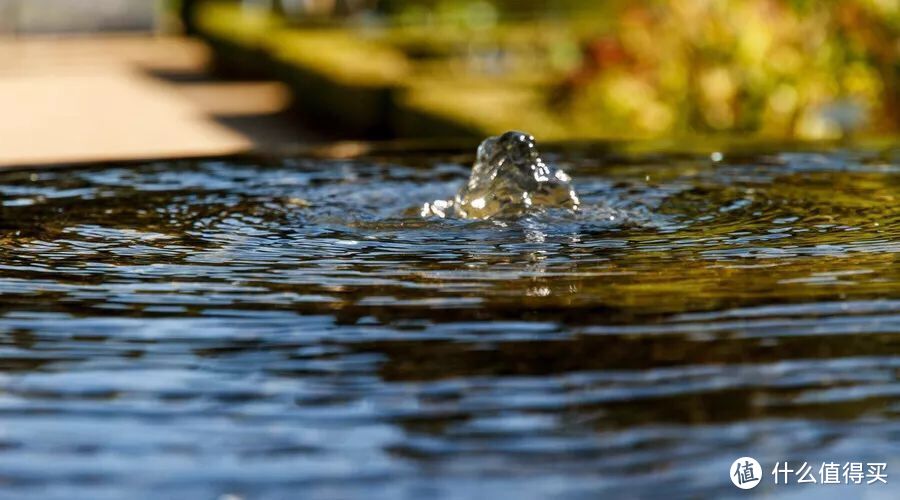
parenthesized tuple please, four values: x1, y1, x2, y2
(175, 0, 899, 140)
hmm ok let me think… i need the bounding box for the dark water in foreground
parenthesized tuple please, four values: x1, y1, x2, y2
(0, 145, 898, 499)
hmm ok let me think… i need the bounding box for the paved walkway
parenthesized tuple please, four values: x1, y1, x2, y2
(0, 35, 308, 168)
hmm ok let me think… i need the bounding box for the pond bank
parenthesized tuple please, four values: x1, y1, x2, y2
(0, 35, 314, 168)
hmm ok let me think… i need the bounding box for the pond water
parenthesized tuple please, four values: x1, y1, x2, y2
(0, 143, 898, 499)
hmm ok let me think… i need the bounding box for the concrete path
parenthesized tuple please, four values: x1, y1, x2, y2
(0, 35, 307, 168)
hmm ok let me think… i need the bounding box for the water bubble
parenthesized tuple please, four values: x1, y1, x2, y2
(423, 131, 580, 219)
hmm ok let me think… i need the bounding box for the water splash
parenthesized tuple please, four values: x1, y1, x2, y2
(422, 131, 580, 219)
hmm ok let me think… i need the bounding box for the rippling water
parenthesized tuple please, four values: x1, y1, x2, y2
(0, 144, 898, 499)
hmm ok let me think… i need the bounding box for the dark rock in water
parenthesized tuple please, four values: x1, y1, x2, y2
(423, 131, 580, 219)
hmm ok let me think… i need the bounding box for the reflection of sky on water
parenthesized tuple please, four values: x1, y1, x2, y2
(0, 146, 897, 498)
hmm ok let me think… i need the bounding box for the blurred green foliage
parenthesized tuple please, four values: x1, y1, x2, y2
(193, 0, 900, 140)
(553, 0, 900, 139)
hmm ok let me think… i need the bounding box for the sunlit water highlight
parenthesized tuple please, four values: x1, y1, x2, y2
(0, 144, 898, 499)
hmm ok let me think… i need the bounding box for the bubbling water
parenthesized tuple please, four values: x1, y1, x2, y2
(422, 131, 580, 219)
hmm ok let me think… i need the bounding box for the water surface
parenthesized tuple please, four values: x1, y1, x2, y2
(0, 144, 898, 499)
